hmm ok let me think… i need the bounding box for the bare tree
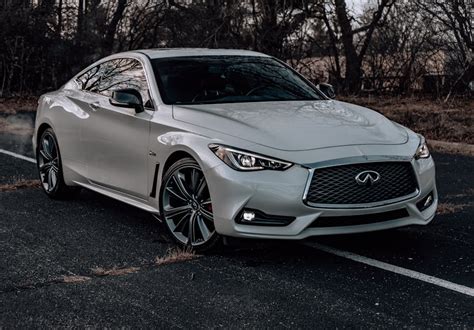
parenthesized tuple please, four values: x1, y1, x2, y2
(363, 1, 440, 94)
(318, 0, 395, 93)
(0, 0, 470, 97)
(415, 0, 473, 100)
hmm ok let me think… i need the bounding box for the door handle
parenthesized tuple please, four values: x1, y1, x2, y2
(89, 102, 100, 111)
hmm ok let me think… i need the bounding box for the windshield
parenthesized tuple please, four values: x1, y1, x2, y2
(151, 56, 323, 105)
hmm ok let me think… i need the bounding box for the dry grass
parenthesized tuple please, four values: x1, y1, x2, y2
(91, 266, 140, 277)
(339, 96, 473, 144)
(0, 97, 37, 114)
(0, 179, 41, 192)
(155, 247, 198, 266)
(52, 251, 197, 286)
(428, 140, 474, 157)
(61, 275, 92, 283)
(0, 117, 34, 135)
(437, 203, 469, 215)
(446, 188, 474, 199)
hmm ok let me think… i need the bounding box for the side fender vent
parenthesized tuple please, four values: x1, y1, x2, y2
(150, 163, 160, 198)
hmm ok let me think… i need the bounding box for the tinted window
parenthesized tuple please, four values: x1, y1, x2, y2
(76, 65, 101, 92)
(151, 56, 323, 105)
(77, 58, 153, 108)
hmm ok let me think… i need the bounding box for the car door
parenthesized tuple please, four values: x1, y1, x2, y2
(60, 64, 104, 176)
(80, 57, 153, 199)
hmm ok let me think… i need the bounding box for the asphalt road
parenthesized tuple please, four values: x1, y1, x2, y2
(0, 114, 473, 327)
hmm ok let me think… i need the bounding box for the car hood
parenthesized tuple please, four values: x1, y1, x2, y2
(173, 100, 408, 151)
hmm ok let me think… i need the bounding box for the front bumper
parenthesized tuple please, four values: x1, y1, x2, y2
(205, 155, 437, 239)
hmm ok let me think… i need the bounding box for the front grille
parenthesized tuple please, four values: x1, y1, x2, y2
(309, 209, 410, 227)
(305, 162, 418, 206)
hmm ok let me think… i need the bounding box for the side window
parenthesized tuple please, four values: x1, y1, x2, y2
(76, 65, 102, 92)
(97, 58, 153, 108)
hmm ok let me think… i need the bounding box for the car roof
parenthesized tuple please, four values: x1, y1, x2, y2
(131, 48, 270, 59)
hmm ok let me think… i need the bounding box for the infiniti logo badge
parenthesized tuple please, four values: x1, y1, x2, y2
(355, 170, 381, 187)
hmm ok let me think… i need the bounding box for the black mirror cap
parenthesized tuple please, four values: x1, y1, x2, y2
(318, 83, 336, 99)
(110, 88, 144, 113)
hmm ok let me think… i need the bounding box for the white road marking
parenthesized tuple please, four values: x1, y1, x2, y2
(306, 242, 474, 297)
(0, 148, 36, 164)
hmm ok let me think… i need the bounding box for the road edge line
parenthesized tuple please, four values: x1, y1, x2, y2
(0, 148, 36, 164)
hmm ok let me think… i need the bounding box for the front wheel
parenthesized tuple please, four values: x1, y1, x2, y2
(159, 157, 220, 252)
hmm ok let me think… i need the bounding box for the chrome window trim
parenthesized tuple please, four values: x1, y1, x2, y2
(301, 156, 421, 209)
(73, 55, 157, 110)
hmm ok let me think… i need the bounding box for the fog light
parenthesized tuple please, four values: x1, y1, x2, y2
(236, 209, 296, 226)
(424, 195, 433, 208)
(242, 211, 256, 222)
(417, 192, 434, 211)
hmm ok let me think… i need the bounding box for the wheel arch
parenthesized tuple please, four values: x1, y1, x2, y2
(162, 150, 196, 176)
(155, 144, 215, 208)
(151, 131, 224, 210)
(36, 123, 52, 143)
(35, 122, 53, 154)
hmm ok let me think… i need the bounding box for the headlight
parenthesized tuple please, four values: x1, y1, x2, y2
(415, 136, 430, 159)
(209, 144, 293, 171)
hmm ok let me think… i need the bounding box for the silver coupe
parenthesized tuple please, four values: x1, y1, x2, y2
(33, 49, 437, 251)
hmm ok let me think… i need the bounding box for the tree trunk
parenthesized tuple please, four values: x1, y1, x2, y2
(344, 57, 362, 93)
(258, 0, 280, 56)
(334, 0, 362, 93)
(103, 0, 127, 54)
(57, 0, 62, 38)
(77, 0, 84, 42)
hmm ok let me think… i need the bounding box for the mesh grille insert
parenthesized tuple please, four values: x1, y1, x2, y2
(309, 209, 410, 227)
(306, 162, 418, 205)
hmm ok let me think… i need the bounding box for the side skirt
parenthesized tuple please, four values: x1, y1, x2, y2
(74, 181, 160, 214)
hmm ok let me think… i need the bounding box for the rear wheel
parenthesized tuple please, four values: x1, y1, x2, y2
(159, 158, 220, 252)
(37, 128, 80, 199)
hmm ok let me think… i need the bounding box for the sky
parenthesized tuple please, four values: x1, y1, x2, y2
(346, 0, 368, 15)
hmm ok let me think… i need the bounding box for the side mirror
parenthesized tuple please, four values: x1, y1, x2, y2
(317, 83, 336, 99)
(109, 88, 144, 113)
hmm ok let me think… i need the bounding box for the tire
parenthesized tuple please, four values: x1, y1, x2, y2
(159, 157, 221, 252)
(36, 128, 80, 199)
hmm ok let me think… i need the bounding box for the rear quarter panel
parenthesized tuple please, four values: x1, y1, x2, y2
(35, 86, 88, 180)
